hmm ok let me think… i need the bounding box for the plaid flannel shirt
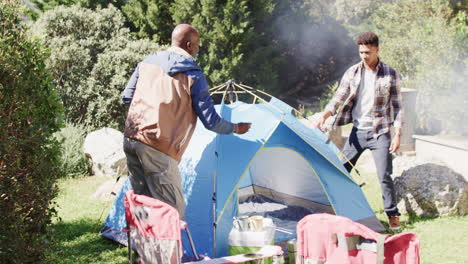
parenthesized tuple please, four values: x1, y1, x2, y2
(325, 60, 403, 136)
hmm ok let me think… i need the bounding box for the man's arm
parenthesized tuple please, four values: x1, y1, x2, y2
(317, 69, 352, 131)
(122, 64, 139, 104)
(389, 71, 403, 153)
(390, 71, 403, 129)
(190, 74, 250, 134)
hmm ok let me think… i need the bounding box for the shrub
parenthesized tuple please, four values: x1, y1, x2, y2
(85, 39, 162, 128)
(54, 122, 90, 177)
(32, 5, 162, 130)
(27, 0, 128, 20)
(0, 1, 64, 262)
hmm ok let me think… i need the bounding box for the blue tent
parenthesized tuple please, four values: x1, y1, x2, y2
(101, 96, 385, 258)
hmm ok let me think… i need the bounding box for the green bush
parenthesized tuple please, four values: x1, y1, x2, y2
(27, 0, 127, 20)
(54, 122, 90, 177)
(0, 1, 64, 262)
(85, 39, 162, 128)
(32, 5, 162, 129)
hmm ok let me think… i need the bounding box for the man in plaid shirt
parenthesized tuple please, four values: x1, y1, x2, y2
(317, 32, 403, 230)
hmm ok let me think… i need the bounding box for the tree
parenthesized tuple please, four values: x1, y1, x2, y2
(332, 0, 390, 24)
(169, 0, 357, 106)
(31, 0, 360, 108)
(170, 0, 303, 96)
(78, 0, 356, 107)
(268, 0, 356, 105)
(32, 5, 162, 129)
(122, 0, 175, 43)
(171, 0, 256, 86)
(0, 1, 63, 262)
(28, 0, 127, 19)
(355, 0, 467, 134)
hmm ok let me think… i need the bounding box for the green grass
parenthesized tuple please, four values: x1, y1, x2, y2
(45, 176, 130, 264)
(46, 174, 468, 263)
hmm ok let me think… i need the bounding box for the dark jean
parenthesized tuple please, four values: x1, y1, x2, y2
(341, 127, 400, 217)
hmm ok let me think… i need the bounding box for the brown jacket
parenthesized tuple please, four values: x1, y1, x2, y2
(124, 48, 198, 161)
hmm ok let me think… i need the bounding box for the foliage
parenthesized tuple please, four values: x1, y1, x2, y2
(28, 0, 127, 20)
(54, 122, 90, 178)
(331, 0, 390, 24)
(27, 0, 465, 130)
(86, 39, 162, 129)
(0, 1, 64, 262)
(452, 8, 467, 40)
(118, 0, 355, 101)
(32, 5, 162, 129)
(171, 0, 268, 89)
(352, 0, 467, 135)
(171, 0, 356, 101)
(122, 0, 175, 43)
(29, 0, 356, 103)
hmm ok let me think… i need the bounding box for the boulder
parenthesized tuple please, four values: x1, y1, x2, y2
(395, 163, 468, 217)
(83, 128, 127, 177)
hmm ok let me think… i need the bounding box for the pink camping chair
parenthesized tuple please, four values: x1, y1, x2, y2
(296, 213, 420, 264)
(124, 190, 200, 264)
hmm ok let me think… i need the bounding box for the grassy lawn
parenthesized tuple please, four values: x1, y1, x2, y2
(45, 176, 130, 264)
(46, 174, 468, 263)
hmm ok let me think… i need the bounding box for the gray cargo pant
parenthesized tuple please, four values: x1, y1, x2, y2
(123, 137, 186, 219)
(341, 127, 400, 217)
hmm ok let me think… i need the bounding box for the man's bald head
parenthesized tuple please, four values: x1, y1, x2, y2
(171, 24, 200, 58)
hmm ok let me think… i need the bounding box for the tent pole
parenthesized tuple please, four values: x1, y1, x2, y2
(212, 169, 217, 258)
(209, 83, 226, 92)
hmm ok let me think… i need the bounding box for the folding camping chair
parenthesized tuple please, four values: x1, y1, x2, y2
(296, 213, 420, 264)
(123, 190, 201, 264)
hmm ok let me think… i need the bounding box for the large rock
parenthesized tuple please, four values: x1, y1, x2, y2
(395, 163, 468, 217)
(83, 128, 127, 177)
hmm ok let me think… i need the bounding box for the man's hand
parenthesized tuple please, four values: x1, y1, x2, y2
(234, 123, 252, 134)
(389, 132, 401, 153)
(316, 111, 332, 132)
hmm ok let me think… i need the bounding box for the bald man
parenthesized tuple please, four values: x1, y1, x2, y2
(122, 24, 251, 218)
